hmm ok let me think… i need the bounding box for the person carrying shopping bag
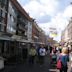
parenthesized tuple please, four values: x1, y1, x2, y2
(57, 47, 69, 72)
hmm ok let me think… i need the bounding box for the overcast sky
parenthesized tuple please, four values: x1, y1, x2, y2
(17, 0, 72, 41)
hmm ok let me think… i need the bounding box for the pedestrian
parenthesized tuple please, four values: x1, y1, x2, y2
(39, 45, 46, 65)
(69, 49, 72, 72)
(36, 45, 41, 63)
(53, 47, 56, 53)
(57, 47, 69, 72)
(56, 50, 60, 61)
(51, 51, 57, 64)
(59, 46, 62, 53)
(56, 46, 59, 52)
(44, 45, 48, 52)
(49, 46, 52, 53)
(28, 45, 37, 64)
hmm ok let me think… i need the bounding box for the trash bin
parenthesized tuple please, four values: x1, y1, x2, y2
(0, 57, 4, 70)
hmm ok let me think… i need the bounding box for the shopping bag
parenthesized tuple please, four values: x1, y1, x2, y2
(56, 60, 62, 69)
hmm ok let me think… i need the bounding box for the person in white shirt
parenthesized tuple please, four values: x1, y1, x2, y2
(39, 45, 46, 65)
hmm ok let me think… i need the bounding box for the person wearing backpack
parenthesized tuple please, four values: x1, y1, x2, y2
(57, 47, 69, 72)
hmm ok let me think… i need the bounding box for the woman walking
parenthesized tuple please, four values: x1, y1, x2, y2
(57, 47, 69, 72)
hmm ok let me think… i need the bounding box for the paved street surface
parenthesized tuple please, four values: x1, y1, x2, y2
(0, 53, 71, 72)
(0, 53, 55, 72)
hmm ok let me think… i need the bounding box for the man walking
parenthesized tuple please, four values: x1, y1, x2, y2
(39, 45, 46, 65)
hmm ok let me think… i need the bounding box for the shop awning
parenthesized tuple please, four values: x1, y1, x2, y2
(0, 36, 14, 41)
(11, 35, 30, 43)
(30, 41, 45, 44)
(17, 39, 30, 43)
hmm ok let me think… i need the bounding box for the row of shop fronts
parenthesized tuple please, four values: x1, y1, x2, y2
(0, 38, 32, 63)
(0, 0, 48, 63)
(0, 34, 42, 63)
(61, 18, 72, 48)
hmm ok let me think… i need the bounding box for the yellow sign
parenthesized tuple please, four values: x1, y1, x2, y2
(50, 32, 57, 37)
(49, 27, 57, 37)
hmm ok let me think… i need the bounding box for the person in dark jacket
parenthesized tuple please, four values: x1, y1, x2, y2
(49, 46, 52, 53)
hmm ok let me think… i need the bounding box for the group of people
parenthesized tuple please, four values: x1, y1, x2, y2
(23, 43, 72, 72)
(28, 45, 47, 65)
(50, 46, 71, 72)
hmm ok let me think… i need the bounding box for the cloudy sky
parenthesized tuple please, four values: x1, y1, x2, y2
(17, 0, 72, 41)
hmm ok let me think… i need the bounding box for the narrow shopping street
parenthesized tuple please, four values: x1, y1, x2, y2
(0, 0, 72, 72)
